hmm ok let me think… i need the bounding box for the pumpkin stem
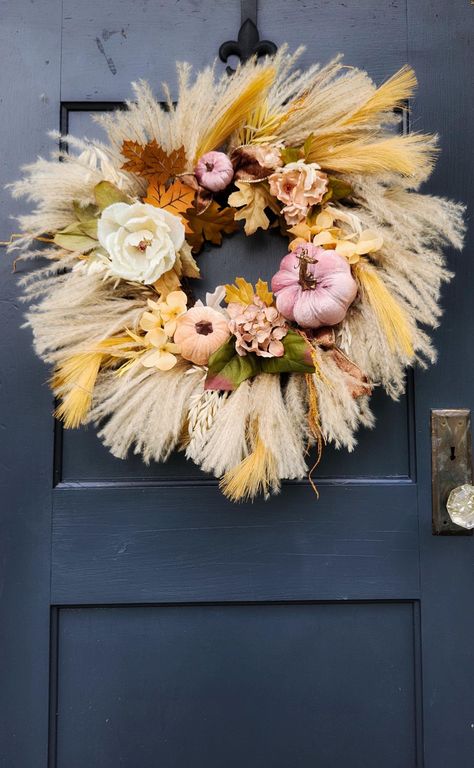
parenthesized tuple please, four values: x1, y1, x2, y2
(195, 320, 214, 336)
(297, 247, 319, 291)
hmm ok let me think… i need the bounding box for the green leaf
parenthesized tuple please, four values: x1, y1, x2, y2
(53, 232, 98, 253)
(303, 133, 314, 159)
(93, 181, 130, 211)
(260, 330, 315, 374)
(77, 218, 98, 239)
(205, 338, 261, 391)
(328, 176, 352, 201)
(324, 176, 353, 204)
(73, 201, 98, 223)
(280, 146, 303, 165)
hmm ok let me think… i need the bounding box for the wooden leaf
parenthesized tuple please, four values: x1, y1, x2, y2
(144, 178, 195, 225)
(228, 181, 279, 236)
(225, 277, 255, 306)
(255, 278, 273, 306)
(153, 268, 182, 298)
(122, 140, 186, 183)
(120, 141, 147, 174)
(185, 201, 237, 253)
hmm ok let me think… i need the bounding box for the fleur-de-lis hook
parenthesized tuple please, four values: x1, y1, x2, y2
(219, 17, 277, 75)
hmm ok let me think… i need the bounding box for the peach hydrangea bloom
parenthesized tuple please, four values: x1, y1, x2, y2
(227, 297, 288, 358)
(269, 160, 329, 226)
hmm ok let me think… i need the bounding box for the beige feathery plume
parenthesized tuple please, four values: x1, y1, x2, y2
(353, 260, 414, 358)
(306, 133, 437, 178)
(194, 65, 276, 159)
(341, 65, 417, 129)
(220, 420, 278, 502)
(53, 352, 103, 428)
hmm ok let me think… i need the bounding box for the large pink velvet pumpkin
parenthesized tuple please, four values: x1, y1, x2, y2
(271, 244, 357, 328)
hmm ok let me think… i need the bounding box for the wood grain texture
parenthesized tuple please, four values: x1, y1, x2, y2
(407, 2, 474, 766)
(54, 602, 418, 768)
(51, 484, 419, 604)
(0, 2, 61, 766)
(61, 0, 240, 100)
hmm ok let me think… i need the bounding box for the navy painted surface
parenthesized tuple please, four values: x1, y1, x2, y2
(1, 2, 473, 767)
(55, 603, 418, 768)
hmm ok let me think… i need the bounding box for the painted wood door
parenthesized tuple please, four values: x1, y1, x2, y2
(1, 2, 473, 766)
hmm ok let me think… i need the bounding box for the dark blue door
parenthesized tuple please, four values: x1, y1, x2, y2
(1, 2, 473, 766)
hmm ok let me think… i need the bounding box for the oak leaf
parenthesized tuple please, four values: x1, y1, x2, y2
(121, 140, 186, 184)
(225, 277, 255, 306)
(228, 181, 280, 235)
(255, 278, 273, 306)
(144, 177, 195, 228)
(185, 201, 237, 253)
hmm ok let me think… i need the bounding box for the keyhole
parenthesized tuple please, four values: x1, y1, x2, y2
(450, 445, 456, 461)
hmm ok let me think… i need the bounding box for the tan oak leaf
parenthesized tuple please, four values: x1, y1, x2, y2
(185, 201, 237, 253)
(228, 181, 280, 235)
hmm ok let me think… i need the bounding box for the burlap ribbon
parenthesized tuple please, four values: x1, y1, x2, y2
(313, 327, 372, 398)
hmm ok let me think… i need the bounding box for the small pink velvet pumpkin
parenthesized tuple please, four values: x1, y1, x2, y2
(271, 244, 357, 329)
(194, 151, 234, 192)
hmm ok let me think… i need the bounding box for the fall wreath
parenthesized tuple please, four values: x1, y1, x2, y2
(8, 48, 465, 501)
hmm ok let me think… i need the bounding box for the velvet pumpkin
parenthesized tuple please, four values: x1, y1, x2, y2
(194, 151, 234, 192)
(271, 244, 357, 328)
(174, 305, 230, 365)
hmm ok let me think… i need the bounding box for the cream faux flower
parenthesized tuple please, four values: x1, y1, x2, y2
(311, 209, 383, 263)
(268, 160, 329, 226)
(141, 327, 180, 371)
(289, 208, 383, 264)
(97, 201, 185, 284)
(157, 290, 188, 336)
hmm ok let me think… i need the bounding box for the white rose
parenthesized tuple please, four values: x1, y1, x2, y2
(97, 201, 185, 284)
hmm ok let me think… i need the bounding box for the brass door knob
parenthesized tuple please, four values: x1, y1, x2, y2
(446, 484, 474, 529)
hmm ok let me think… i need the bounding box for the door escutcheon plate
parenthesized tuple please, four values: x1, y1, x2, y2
(431, 409, 473, 535)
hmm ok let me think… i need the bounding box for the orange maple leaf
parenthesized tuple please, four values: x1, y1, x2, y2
(144, 177, 195, 232)
(121, 140, 186, 184)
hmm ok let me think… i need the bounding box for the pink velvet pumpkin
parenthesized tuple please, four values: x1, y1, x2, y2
(271, 244, 357, 329)
(194, 151, 234, 192)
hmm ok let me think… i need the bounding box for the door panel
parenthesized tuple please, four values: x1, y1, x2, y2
(2, 2, 474, 768)
(51, 485, 419, 604)
(54, 603, 419, 768)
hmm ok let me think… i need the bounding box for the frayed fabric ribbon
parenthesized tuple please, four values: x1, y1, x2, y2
(313, 327, 372, 398)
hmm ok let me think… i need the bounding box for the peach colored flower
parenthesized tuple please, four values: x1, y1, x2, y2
(227, 297, 288, 358)
(269, 160, 329, 226)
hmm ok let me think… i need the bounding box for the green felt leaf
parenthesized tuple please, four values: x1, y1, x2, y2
(260, 330, 315, 374)
(77, 218, 98, 238)
(53, 232, 98, 253)
(204, 338, 261, 391)
(93, 181, 130, 210)
(280, 146, 302, 165)
(327, 176, 352, 201)
(73, 201, 98, 223)
(303, 133, 314, 159)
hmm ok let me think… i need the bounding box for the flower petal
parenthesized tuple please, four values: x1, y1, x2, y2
(155, 351, 178, 370)
(140, 311, 160, 332)
(146, 327, 168, 348)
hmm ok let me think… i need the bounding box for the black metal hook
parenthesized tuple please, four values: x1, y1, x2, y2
(219, 18, 277, 75)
